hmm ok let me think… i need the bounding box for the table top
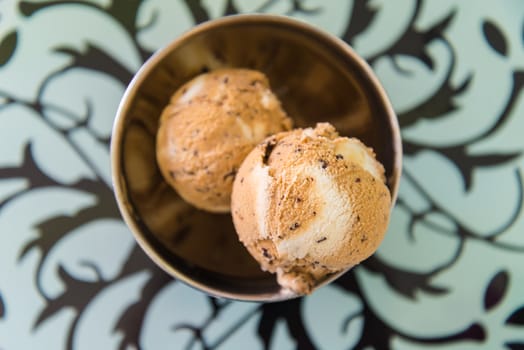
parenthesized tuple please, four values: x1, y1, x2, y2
(1, 1, 524, 349)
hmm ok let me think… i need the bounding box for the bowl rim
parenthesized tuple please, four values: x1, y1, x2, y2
(110, 13, 402, 302)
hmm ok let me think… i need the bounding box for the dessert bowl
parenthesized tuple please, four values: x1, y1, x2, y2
(111, 14, 402, 302)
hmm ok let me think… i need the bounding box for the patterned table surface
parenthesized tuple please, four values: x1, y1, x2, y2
(1, 1, 524, 349)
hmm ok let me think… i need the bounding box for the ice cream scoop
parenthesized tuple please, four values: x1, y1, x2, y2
(156, 68, 293, 213)
(231, 123, 391, 295)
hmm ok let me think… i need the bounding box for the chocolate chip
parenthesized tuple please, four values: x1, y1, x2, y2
(296, 197, 302, 203)
(200, 66, 209, 73)
(312, 211, 317, 216)
(336, 154, 344, 160)
(316, 237, 327, 243)
(355, 178, 361, 183)
(290, 222, 300, 231)
(223, 169, 237, 181)
(319, 159, 328, 169)
(262, 248, 272, 259)
(262, 139, 277, 165)
(356, 215, 360, 222)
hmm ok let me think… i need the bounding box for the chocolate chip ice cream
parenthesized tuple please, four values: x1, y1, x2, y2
(231, 123, 391, 294)
(156, 69, 293, 212)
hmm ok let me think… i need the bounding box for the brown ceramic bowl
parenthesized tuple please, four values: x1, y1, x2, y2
(111, 14, 402, 302)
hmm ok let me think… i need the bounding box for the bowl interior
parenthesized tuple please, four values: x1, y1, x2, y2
(112, 15, 401, 301)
